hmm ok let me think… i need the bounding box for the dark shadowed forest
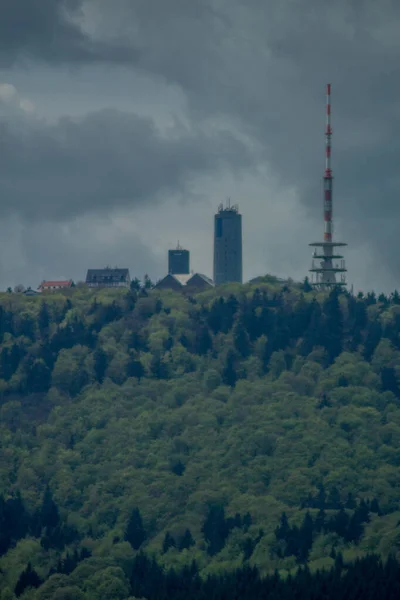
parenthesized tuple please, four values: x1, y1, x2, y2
(0, 275, 400, 598)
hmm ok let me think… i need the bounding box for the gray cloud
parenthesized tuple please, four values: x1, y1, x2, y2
(0, 107, 253, 221)
(53, 1, 400, 221)
(0, 213, 164, 290)
(2, 0, 400, 288)
(87, 0, 400, 283)
(0, 0, 137, 66)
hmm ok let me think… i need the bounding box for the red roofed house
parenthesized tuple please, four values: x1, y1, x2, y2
(38, 280, 73, 292)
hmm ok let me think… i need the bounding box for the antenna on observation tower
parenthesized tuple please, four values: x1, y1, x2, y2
(308, 83, 347, 290)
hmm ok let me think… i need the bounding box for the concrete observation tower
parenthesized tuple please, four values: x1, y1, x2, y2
(213, 200, 243, 285)
(309, 84, 347, 289)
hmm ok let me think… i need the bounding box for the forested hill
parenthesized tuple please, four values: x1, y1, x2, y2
(1, 276, 400, 599)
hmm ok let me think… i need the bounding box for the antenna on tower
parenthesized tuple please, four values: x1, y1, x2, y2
(308, 83, 347, 290)
(324, 83, 333, 242)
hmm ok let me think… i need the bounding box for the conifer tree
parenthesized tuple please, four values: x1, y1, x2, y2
(171, 459, 185, 476)
(378, 292, 389, 304)
(242, 536, 256, 561)
(302, 277, 313, 292)
(370, 498, 382, 515)
(298, 512, 313, 562)
(93, 347, 108, 383)
(224, 295, 239, 331)
(315, 509, 326, 533)
(334, 551, 344, 572)
(144, 274, 153, 289)
(329, 507, 349, 539)
(381, 367, 400, 397)
(391, 290, 400, 304)
(275, 513, 290, 541)
(40, 486, 60, 530)
(14, 563, 42, 597)
(299, 300, 323, 356)
(222, 350, 237, 387)
(162, 531, 176, 553)
(127, 358, 145, 381)
(195, 325, 213, 355)
(179, 529, 195, 551)
(149, 353, 169, 379)
(26, 358, 51, 393)
(125, 508, 146, 550)
(316, 484, 326, 509)
(363, 319, 382, 361)
(345, 492, 357, 509)
(327, 486, 341, 509)
(208, 298, 225, 334)
(233, 321, 251, 358)
(130, 278, 141, 291)
(322, 288, 343, 362)
(38, 302, 50, 337)
(202, 505, 229, 556)
(242, 512, 252, 531)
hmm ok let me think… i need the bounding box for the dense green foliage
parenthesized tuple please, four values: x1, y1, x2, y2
(0, 277, 400, 598)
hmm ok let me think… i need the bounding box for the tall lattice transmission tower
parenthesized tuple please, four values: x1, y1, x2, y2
(309, 84, 347, 289)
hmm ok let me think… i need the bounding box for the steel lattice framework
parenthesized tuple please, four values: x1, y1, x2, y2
(309, 84, 347, 289)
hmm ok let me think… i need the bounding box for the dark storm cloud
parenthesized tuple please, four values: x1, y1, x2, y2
(0, 0, 135, 65)
(0, 108, 253, 220)
(89, 0, 400, 281)
(3, 0, 400, 282)
(72, 0, 400, 222)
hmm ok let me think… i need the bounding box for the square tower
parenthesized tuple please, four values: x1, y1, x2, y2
(213, 202, 242, 285)
(168, 243, 190, 275)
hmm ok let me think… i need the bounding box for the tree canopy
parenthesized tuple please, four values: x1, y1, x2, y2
(0, 279, 400, 597)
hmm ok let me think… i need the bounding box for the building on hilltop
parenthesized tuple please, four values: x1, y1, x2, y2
(156, 273, 191, 291)
(168, 243, 190, 275)
(24, 288, 41, 296)
(86, 268, 131, 288)
(38, 280, 73, 292)
(213, 201, 242, 285)
(186, 273, 214, 291)
(155, 272, 214, 292)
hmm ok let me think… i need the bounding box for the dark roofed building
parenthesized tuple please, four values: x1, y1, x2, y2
(186, 273, 214, 291)
(155, 273, 214, 292)
(86, 268, 131, 288)
(24, 288, 41, 296)
(155, 273, 190, 291)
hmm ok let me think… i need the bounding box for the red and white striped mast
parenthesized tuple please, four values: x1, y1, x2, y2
(324, 83, 333, 243)
(309, 83, 347, 289)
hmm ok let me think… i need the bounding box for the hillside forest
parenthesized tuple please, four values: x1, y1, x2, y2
(0, 276, 400, 599)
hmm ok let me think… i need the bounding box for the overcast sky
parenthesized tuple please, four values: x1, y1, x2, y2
(0, 0, 399, 292)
